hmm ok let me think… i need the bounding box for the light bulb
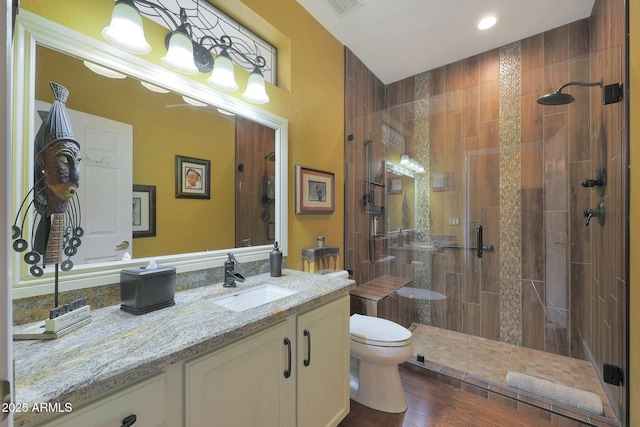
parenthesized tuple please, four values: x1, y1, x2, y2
(161, 30, 198, 75)
(207, 51, 239, 91)
(101, 0, 151, 55)
(242, 69, 269, 104)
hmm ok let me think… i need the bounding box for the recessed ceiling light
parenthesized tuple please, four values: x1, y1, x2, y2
(478, 16, 497, 30)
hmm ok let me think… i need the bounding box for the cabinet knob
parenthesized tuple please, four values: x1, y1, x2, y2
(121, 414, 137, 427)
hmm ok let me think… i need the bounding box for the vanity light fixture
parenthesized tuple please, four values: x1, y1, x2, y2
(398, 154, 424, 174)
(206, 43, 239, 91)
(101, 0, 151, 54)
(160, 16, 200, 75)
(242, 64, 270, 104)
(102, 0, 270, 103)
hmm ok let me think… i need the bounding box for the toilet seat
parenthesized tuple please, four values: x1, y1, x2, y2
(350, 314, 412, 347)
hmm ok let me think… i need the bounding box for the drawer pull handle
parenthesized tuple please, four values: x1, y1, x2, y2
(303, 329, 311, 367)
(121, 414, 137, 427)
(284, 338, 292, 378)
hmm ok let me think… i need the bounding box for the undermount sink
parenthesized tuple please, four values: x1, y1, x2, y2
(209, 284, 299, 312)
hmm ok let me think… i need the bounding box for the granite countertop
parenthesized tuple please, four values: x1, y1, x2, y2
(12, 269, 355, 426)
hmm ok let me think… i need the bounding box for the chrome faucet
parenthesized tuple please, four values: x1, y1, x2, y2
(223, 252, 246, 288)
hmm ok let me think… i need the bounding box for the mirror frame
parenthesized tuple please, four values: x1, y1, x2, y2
(11, 10, 288, 298)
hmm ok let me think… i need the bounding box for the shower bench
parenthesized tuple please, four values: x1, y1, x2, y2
(349, 275, 415, 327)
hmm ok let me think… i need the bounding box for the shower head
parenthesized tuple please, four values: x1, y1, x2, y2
(537, 79, 603, 106)
(264, 151, 275, 161)
(537, 91, 575, 106)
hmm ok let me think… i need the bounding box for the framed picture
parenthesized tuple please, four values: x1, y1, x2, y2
(175, 155, 211, 199)
(132, 184, 156, 238)
(295, 165, 335, 214)
(388, 177, 403, 194)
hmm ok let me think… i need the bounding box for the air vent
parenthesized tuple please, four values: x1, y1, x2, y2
(326, 0, 363, 16)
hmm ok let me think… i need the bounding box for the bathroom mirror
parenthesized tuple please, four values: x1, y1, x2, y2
(11, 11, 288, 295)
(385, 161, 416, 233)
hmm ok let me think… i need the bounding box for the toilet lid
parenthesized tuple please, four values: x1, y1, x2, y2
(350, 314, 413, 347)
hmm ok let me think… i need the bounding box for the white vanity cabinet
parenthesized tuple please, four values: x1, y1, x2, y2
(184, 294, 350, 427)
(30, 294, 350, 427)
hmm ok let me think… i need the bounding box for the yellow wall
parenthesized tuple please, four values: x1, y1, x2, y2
(629, 1, 638, 423)
(21, 0, 346, 269)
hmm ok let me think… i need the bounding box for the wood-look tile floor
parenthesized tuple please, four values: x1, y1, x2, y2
(410, 324, 614, 419)
(338, 366, 557, 427)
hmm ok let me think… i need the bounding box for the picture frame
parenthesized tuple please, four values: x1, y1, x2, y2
(295, 165, 335, 214)
(132, 184, 156, 238)
(175, 155, 211, 199)
(388, 177, 403, 194)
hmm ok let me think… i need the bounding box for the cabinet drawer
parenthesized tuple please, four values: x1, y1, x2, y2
(40, 373, 167, 427)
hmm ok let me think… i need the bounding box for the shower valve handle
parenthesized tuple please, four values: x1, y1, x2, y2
(581, 168, 606, 188)
(583, 200, 605, 226)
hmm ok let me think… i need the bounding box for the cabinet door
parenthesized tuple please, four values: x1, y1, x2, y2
(297, 295, 350, 427)
(185, 320, 295, 427)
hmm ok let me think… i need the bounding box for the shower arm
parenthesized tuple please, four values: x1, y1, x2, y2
(554, 79, 603, 94)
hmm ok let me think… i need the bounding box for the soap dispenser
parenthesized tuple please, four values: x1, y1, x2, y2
(270, 241, 282, 277)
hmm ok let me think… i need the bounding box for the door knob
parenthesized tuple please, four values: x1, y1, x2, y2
(116, 241, 130, 250)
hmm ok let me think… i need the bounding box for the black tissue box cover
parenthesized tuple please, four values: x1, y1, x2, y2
(120, 265, 176, 315)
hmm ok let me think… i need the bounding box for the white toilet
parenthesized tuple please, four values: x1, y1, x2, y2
(349, 314, 414, 413)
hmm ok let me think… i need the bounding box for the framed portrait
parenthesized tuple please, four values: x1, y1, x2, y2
(295, 165, 335, 214)
(388, 177, 403, 194)
(175, 155, 211, 199)
(132, 184, 156, 238)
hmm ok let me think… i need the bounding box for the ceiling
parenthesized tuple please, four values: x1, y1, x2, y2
(296, 0, 596, 84)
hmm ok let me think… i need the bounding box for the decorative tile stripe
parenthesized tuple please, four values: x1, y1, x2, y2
(498, 42, 522, 345)
(414, 71, 432, 324)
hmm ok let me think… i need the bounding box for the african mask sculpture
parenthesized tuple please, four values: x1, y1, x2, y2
(12, 82, 84, 276)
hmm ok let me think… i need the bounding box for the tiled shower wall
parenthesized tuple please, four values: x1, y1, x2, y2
(344, 0, 626, 419)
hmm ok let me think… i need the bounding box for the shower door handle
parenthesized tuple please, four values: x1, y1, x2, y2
(477, 225, 483, 258)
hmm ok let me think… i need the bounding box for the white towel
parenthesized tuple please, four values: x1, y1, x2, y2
(506, 371, 603, 415)
(324, 270, 349, 278)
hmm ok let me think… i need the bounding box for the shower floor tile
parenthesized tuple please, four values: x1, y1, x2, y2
(410, 323, 615, 420)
